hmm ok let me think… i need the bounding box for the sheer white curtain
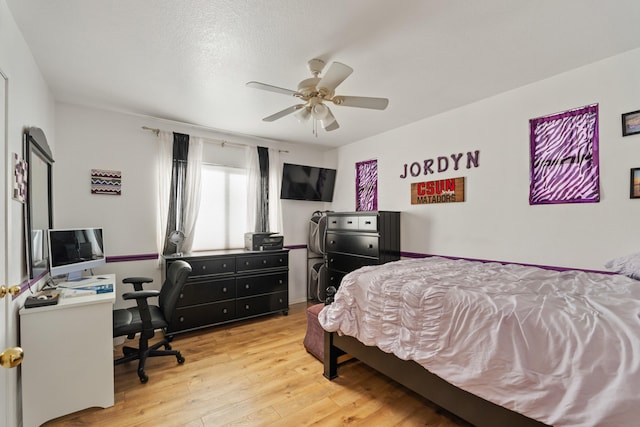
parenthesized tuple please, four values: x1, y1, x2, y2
(245, 146, 283, 233)
(156, 131, 173, 259)
(181, 137, 203, 253)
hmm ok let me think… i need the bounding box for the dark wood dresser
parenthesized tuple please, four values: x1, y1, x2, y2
(164, 249, 289, 334)
(325, 211, 401, 290)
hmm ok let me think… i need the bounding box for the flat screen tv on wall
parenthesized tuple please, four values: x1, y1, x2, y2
(280, 163, 337, 202)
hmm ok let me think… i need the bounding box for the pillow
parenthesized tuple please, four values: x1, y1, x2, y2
(605, 252, 640, 280)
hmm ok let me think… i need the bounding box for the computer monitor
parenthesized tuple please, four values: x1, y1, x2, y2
(48, 227, 106, 281)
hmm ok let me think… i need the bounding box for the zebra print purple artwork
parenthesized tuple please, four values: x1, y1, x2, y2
(529, 104, 600, 205)
(356, 159, 378, 211)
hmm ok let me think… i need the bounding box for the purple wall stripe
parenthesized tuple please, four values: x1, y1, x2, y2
(400, 251, 614, 275)
(15, 247, 614, 299)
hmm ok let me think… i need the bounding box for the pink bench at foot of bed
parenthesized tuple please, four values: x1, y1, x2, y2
(303, 303, 325, 361)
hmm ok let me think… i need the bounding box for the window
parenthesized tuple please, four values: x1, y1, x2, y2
(191, 164, 247, 251)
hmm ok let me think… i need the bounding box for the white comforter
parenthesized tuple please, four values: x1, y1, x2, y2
(318, 257, 640, 427)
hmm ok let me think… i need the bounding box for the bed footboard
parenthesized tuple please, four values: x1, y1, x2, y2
(323, 331, 548, 427)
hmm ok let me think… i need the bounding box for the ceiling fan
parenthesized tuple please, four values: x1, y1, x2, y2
(246, 58, 389, 133)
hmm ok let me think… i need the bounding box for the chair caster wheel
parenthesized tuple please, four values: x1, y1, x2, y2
(177, 355, 185, 364)
(138, 369, 148, 383)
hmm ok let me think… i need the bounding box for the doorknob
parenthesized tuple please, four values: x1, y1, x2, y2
(0, 347, 24, 368)
(0, 285, 20, 298)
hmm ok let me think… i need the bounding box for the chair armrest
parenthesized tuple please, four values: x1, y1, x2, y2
(123, 276, 154, 291)
(122, 290, 160, 301)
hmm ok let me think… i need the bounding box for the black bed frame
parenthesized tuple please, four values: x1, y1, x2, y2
(324, 331, 550, 427)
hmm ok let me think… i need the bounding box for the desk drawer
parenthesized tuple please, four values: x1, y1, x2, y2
(237, 291, 288, 317)
(168, 300, 236, 332)
(236, 272, 288, 297)
(177, 277, 235, 307)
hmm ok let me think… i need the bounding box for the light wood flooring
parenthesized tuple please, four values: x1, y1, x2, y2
(43, 303, 468, 427)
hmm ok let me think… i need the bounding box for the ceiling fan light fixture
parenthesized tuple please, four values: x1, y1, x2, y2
(295, 106, 311, 122)
(311, 103, 329, 120)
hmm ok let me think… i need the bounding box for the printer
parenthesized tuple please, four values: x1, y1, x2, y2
(244, 232, 284, 251)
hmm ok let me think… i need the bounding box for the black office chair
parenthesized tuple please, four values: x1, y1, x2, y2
(112, 260, 192, 383)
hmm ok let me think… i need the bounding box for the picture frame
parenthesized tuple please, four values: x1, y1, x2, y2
(622, 110, 640, 137)
(529, 104, 600, 205)
(630, 168, 640, 199)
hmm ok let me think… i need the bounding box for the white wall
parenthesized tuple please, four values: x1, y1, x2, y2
(1, 0, 56, 425)
(54, 103, 336, 305)
(331, 47, 640, 270)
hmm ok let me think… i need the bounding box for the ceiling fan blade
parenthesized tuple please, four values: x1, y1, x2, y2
(321, 107, 340, 132)
(332, 96, 389, 110)
(317, 62, 353, 92)
(262, 104, 305, 122)
(246, 81, 299, 97)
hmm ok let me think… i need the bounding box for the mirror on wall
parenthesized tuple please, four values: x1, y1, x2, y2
(24, 127, 54, 279)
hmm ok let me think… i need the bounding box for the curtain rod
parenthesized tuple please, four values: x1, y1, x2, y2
(141, 126, 289, 153)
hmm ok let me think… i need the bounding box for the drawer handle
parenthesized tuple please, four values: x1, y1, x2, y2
(245, 261, 250, 266)
(279, 258, 283, 262)
(347, 220, 353, 224)
(201, 265, 207, 270)
(365, 220, 372, 224)
(331, 220, 337, 224)
(245, 304, 250, 310)
(222, 308, 228, 314)
(278, 279, 283, 284)
(368, 244, 373, 248)
(222, 287, 227, 293)
(245, 284, 250, 289)
(179, 316, 185, 323)
(278, 298, 283, 303)
(179, 293, 184, 299)
(222, 263, 227, 268)
(263, 259, 267, 264)
(330, 240, 335, 244)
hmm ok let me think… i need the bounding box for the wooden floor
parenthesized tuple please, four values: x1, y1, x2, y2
(44, 303, 468, 427)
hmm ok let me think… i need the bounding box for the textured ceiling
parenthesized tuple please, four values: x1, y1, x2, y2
(7, 0, 640, 147)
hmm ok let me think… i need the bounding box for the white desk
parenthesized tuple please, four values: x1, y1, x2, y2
(19, 275, 116, 427)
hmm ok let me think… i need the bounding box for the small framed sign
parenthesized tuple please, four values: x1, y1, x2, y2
(622, 110, 640, 137)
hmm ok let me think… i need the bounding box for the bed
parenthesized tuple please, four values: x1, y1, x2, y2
(318, 256, 640, 427)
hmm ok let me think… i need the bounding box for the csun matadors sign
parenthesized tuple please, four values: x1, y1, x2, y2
(402, 150, 479, 205)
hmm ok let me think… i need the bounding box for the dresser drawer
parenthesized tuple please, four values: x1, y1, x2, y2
(236, 272, 288, 297)
(182, 256, 235, 277)
(326, 232, 379, 257)
(327, 269, 346, 289)
(358, 215, 378, 231)
(168, 300, 236, 332)
(327, 215, 359, 230)
(237, 252, 288, 272)
(327, 253, 377, 273)
(177, 277, 235, 307)
(237, 291, 288, 317)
